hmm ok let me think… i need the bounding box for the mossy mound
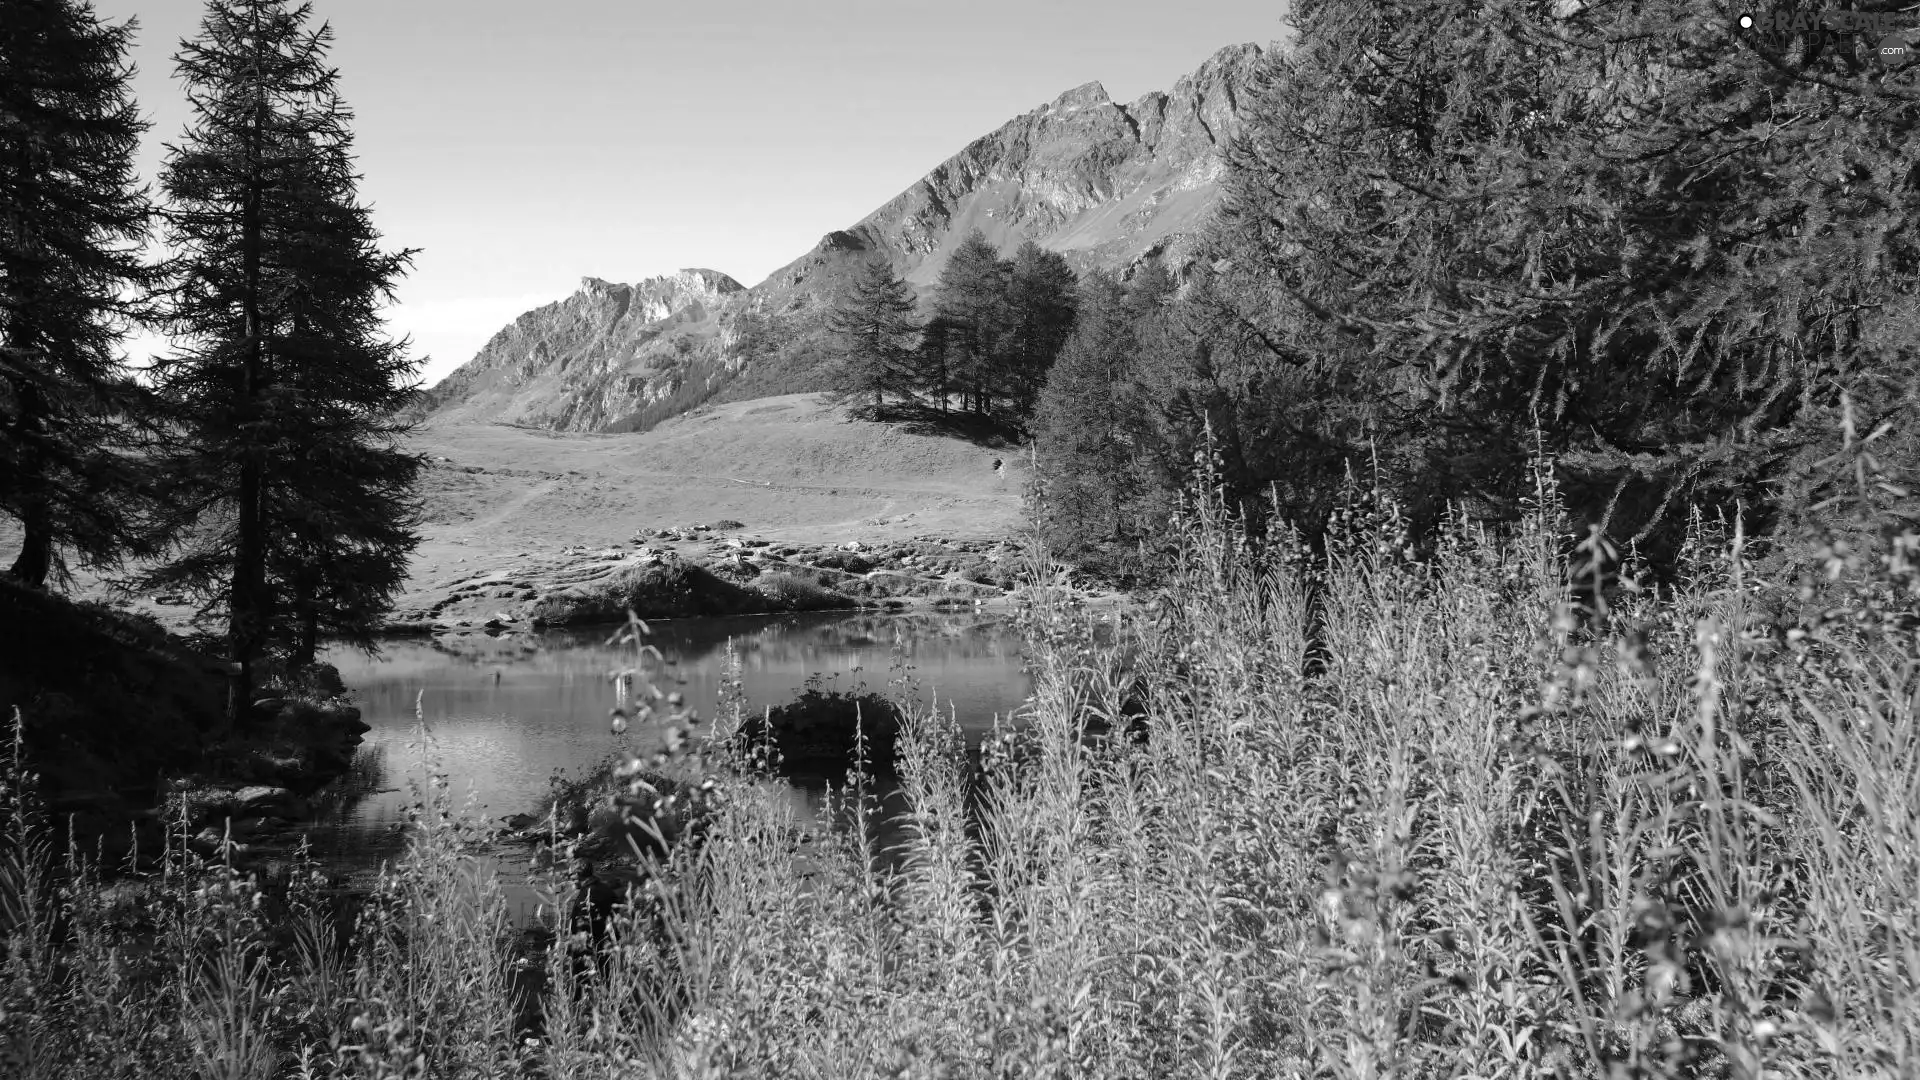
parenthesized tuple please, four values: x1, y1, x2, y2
(731, 678, 903, 777)
(530, 554, 858, 626)
(0, 578, 223, 805)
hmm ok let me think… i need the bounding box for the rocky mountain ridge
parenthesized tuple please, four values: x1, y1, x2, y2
(422, 41, 1266, 432)
(421, 269, 744, 428)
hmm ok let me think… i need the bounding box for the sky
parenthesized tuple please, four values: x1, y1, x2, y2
(89, 0, 1291, 388)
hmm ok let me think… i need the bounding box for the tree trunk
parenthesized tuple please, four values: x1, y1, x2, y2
(228, 55, 269, 733)
(7, 517, 51, 588)
(5, 380, 52, 589)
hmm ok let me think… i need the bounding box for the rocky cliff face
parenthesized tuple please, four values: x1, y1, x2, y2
(425, 41, 1264, 432)
(762, 41, 1259, 302)
(423, 269, 744, 430)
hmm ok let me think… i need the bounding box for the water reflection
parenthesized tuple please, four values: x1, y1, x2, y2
(313, 611, 1030, 909)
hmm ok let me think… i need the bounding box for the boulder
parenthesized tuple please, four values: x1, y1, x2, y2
(234, 785, 307, 818)
(813, 550, 875, 574)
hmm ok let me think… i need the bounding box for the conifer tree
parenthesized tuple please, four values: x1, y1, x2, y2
(0, 0, 160, 588)
(1002, 239, 1077, 424)
(145, 0, 422, 724)
(1208, 0, 1920, 556)
(1031, 271, 1144, 572)
(825, 255, 919, 414)
(926, 230, 1010, 418)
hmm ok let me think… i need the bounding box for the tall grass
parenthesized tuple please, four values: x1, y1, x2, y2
(4, 433, 1918, 1077)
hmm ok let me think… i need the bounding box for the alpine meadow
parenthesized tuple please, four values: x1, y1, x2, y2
(4, 1, 1920, 1078)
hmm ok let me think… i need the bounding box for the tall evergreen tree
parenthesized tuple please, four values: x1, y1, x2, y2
(825, 255, 919, 414)
(266, 118, 422, 669)
(1002, 239, 1077, 424)
(1031, 271, 1147, 573)
(146, 0, 422, 724)
(0, 0, 160, 588)
(925, 229, 1010, 417)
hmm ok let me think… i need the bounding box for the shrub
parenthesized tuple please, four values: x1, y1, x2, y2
(753, 571, 852, 612)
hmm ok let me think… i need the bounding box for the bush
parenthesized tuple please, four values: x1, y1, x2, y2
(810, 550, 875, 573)
(753, 571, 852, 612)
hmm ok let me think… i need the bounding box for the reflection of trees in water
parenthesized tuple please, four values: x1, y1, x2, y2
(540, 611, 1022, 667)
(302, 742, 392, 855)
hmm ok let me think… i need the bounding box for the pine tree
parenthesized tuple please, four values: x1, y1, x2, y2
(825, 255, 919, 415)
(1002, 240, 1077, 425)
(927, 229, 1010, 417)
(146, 0, 422, 725)
(0, 0, 161, 588)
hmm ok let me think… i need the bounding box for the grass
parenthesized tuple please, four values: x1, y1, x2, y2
(4, 437, 1919, 1078)
(751, 570, 852, 612)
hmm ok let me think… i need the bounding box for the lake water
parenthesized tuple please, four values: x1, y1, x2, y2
(308, 610, 1031, 917)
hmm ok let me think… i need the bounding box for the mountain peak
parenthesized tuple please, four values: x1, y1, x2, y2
(1049, 80, 1111, 112)
(427, 43, 1267, 431)
(662, 268, 745, 293)
(1198, 41, 1262, 72)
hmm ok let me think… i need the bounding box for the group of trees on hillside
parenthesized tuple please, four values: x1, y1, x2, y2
(1029, 0, 1920, 582)
(825, 230, 1078, 427)
(2, 0, 420, 727)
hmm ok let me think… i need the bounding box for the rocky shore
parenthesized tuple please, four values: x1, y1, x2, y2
(380, 526, 1030, 654)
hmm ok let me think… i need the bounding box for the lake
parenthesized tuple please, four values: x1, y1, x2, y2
(308, 610, 1032, 917)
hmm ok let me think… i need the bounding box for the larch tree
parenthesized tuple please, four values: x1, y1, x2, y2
(825, 254, 919, 415)
(145, 0, 422, 726)
(1208, 0, 1920, 562)
(1001, 239, 1077, 425)
(925, 229, 1010, 418)
(1031, 270, 1147, 573)
(0, 0, 161, 589)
